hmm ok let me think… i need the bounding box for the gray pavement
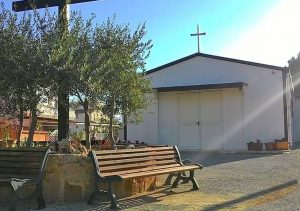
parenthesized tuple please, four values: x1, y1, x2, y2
(4, 149, 300, 210)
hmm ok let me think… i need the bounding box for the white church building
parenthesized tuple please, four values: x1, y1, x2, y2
(127, 53, 294, 151)
(293, 97, 300, 144)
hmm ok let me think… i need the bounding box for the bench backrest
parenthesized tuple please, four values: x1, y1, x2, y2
(0, 147, 51, 179)
(90, 146, 183, 177)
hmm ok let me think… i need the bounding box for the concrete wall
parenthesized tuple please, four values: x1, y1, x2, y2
(128, 55, 288, 150)
(294, 97, 300, 142)
(128, 93, 159, 145)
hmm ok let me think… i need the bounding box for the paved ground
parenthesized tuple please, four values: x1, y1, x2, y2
(4, 149, 300, 210)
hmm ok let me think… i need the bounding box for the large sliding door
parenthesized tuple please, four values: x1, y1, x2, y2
(158, 93, 178, 146)
(200, 91, 223, 150)
(178, 93, 200, 149)
(158, 90, 242, 150)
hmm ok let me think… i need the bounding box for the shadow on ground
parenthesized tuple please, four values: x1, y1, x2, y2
(180, 152, 283, 167)
(201, 179, 299, 211)
(84, 187, 193, 211)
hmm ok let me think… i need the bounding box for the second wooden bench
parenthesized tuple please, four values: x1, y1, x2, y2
(88, 146, 203, 209)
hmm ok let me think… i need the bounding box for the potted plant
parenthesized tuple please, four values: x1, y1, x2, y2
(6, 139, 15, 147)
(274, 138, 289, 150)
(247, 139, 263, 151)
(0, 140, 6, 148)
(265, 142, 274, 151)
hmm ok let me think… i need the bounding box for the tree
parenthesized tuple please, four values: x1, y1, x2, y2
(66, 15, 152, 149)
(97, 18, 153, 147)
(53, 13, 102, 149)
(0, 5, 33, 145)
(288, 52, 300, 98)
(0, 4, 57, 147)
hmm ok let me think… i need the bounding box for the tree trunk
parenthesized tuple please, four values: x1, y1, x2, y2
(83, 100, 91, 149)
(108, 94, 115, 149)
(58, 90, 69, 142)
(57, 0, 70, 143)
(122, 101, 128, 141)
(16, 105, 24, 146)
(27, 106, 37, 148)
(123, 114, 127, 141)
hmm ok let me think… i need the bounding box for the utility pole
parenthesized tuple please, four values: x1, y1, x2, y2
(190, 24, 206, 53)
(12, 0, 100, 141)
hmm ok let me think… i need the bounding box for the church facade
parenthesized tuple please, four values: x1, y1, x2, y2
(293, 97, 300, 143)
(128, 53, 293, 151)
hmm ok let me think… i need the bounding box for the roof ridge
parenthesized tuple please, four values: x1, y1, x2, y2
(146, 53, 286, 75)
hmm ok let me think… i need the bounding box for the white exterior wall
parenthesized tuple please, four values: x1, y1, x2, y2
(294, 97, 300, 141)
(128, 56, 287, 150)
(127, 93, 158, 145)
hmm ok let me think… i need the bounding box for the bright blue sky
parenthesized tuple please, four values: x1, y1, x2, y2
(5, 0, 300, 70)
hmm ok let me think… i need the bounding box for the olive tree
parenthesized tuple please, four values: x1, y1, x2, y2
(0, 4, 57, 146)
(97, 18, 153, 147)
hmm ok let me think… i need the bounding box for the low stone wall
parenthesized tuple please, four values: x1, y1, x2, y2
(0, 154, 156, 205)
(43, 154, 94, 203)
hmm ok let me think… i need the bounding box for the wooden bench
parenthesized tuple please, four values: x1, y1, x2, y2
(0, 147, 51, 211)
(88, 146, 203, 209)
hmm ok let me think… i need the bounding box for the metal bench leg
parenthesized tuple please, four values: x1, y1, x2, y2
(108, 181, 120, 210)
(37, 184, 46, 209)
(171, 172, 182, 188)
(189, 170, 199, 190)
(87, 188, 97, 205)
(165, 171, 188, 186)
(165, 173, 176, 185)
(8, 192, 17, 211)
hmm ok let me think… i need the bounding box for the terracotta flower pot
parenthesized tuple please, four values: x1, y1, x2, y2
(7, 139, 15, 147)
(265, 142, 274, 151)
(274, 141, 289, 150)
(247, 143, 263, 151)
(0, 141, 7, 148)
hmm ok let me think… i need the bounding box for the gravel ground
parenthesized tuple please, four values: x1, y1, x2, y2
(3, 149, 300, 211)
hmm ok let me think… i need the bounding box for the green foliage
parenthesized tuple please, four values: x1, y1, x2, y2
(95, 17, 153, 144)
(64, 15, 153, 146)
(0, 3, 58, 146)
(288, 52, 300, 98)
(0, 3, 152, 148)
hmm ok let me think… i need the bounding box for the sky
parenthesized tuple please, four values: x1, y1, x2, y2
(5, 0, 300, 70)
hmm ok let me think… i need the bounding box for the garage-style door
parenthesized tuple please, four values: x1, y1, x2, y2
(158, 90, 243, 150)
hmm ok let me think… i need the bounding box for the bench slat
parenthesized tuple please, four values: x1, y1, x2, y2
(97, 150, 176, 161)
(99, 154, 178, 166)
(101, 163, 182, 177)
(120, 165, 201, 179)
(0, 156, 43, 162)
(95, 146, 174, 155)
(0, 168, 40, 176)
(100, 158, 178, 172)
(0, 151, 45, 157)
(0, 161, 41, 168)
(0, 148, 48, 152)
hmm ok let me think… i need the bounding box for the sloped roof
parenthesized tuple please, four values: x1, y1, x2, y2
(146, 53, 286, 75)
(155, 82, 248, 92)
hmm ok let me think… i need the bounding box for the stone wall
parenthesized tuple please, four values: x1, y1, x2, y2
(43, 154, 94, 203)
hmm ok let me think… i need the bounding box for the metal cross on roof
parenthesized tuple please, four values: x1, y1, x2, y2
(190, 24, 206, 53)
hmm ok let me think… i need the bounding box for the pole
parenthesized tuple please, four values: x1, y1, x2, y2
(57, 1, 70, 142)
(197, 24, 200, 53)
